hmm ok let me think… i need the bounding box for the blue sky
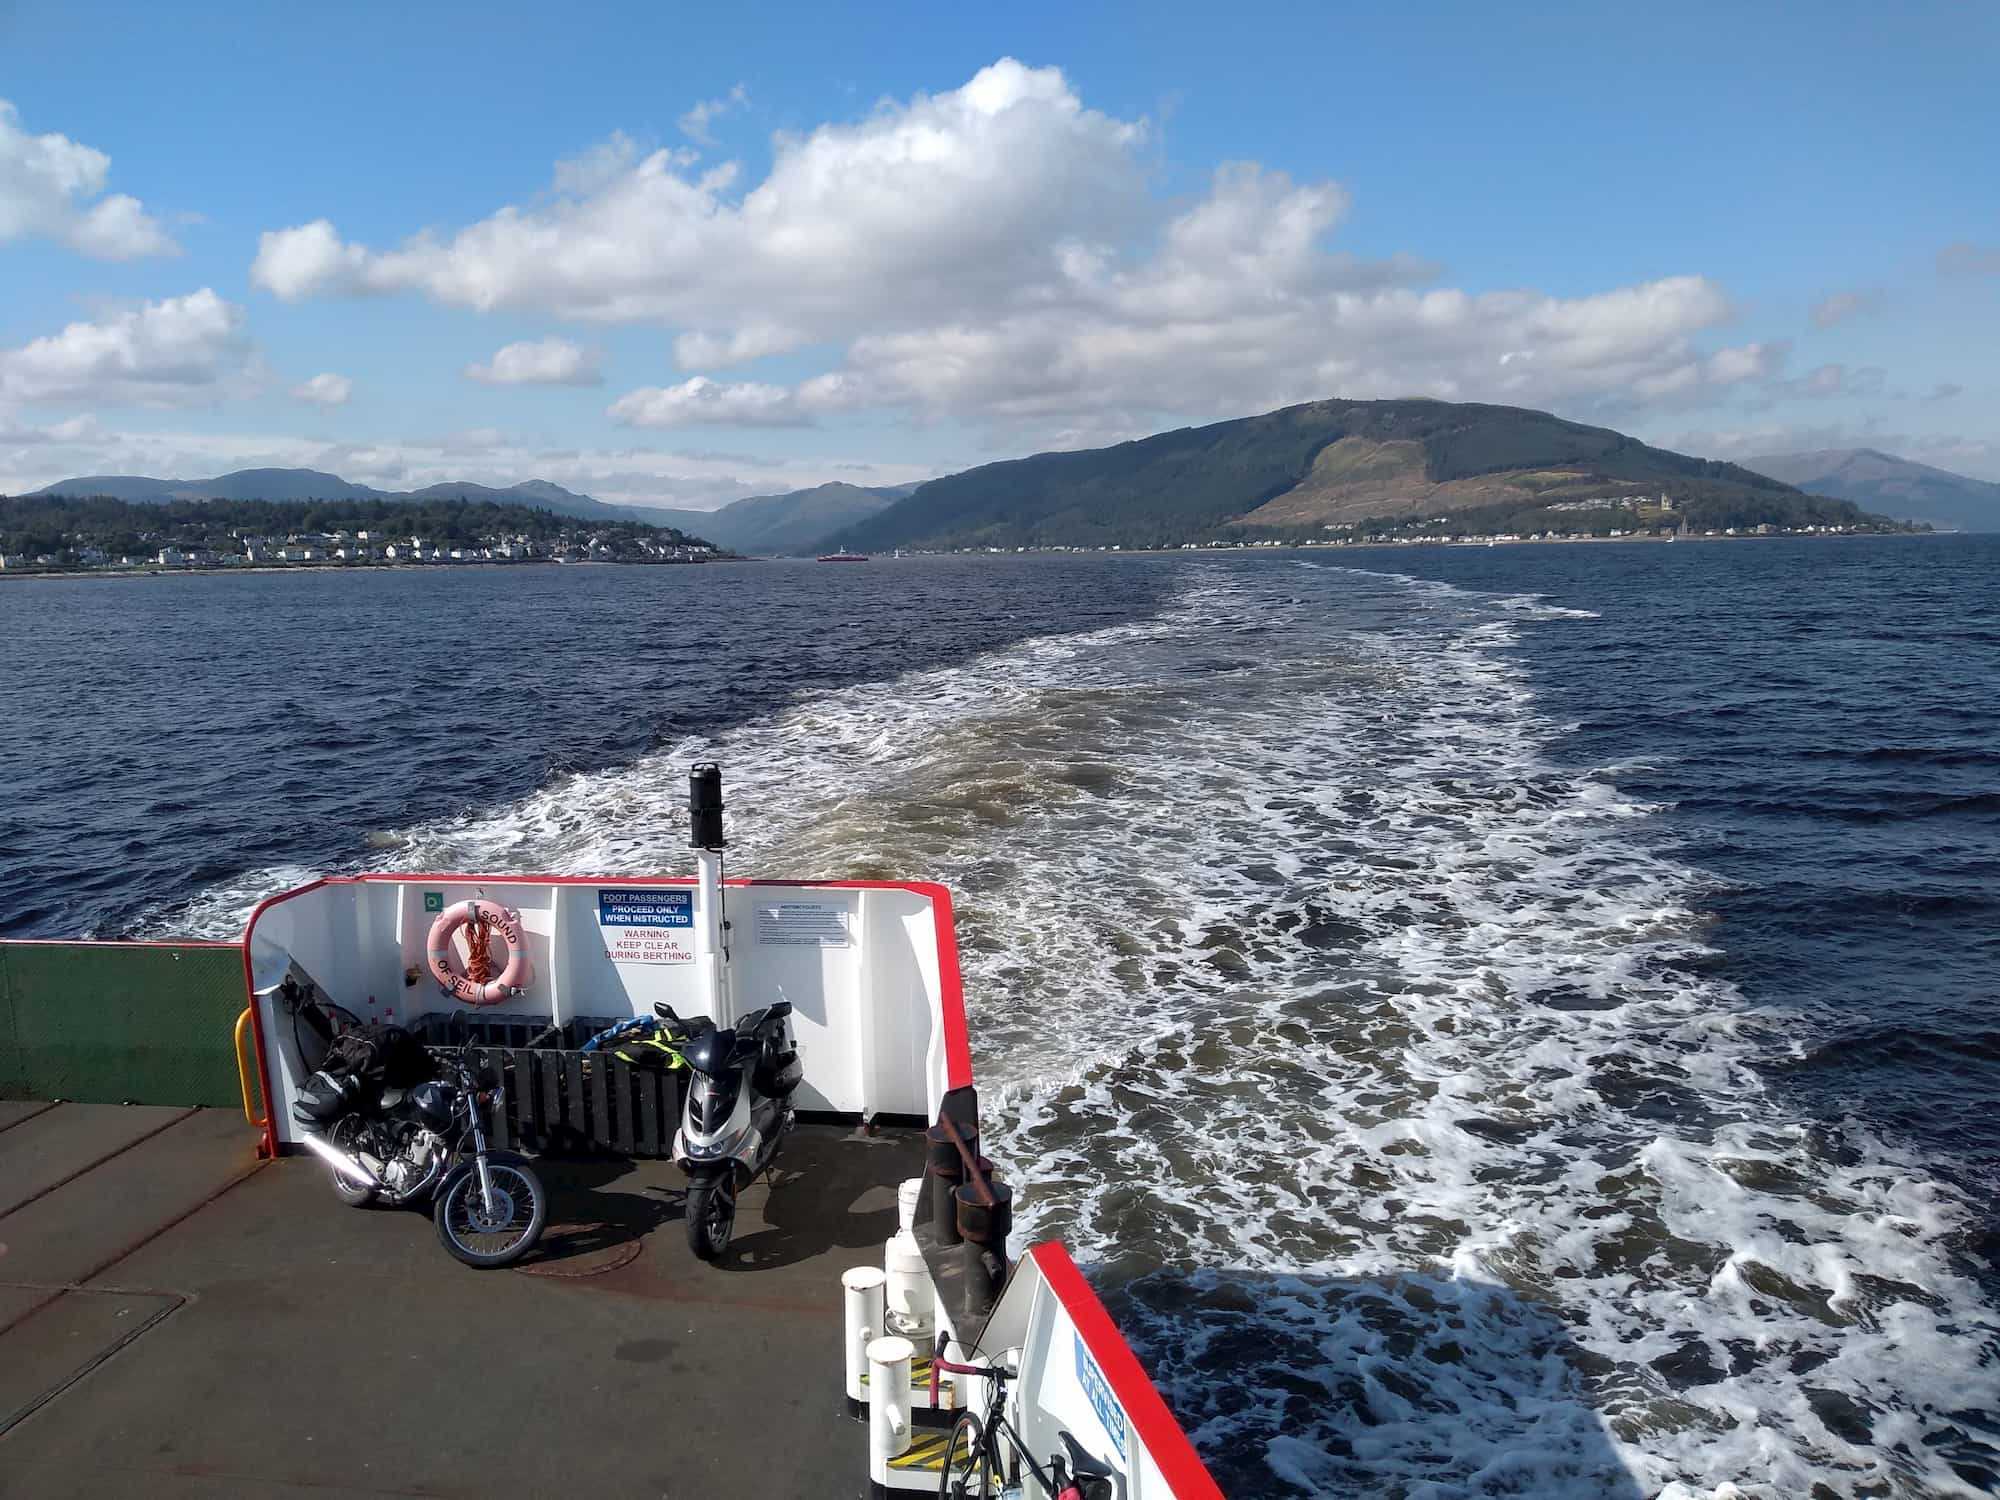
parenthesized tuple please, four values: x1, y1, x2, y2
(2, 0, 1996, 503)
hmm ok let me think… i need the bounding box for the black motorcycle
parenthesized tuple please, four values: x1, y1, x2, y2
(652, 1001, 802, 1261)
(293, 1042, 547, 1269)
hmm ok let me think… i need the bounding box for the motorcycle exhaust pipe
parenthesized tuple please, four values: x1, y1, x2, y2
(298, 1130, 385, 1190)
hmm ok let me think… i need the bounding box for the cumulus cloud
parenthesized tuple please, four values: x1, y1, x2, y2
(679, 83, 749, 146)
(1938, 241, 2000, 276)
(0, 99, 177, 259)
(250, 218, 374, 302)
(463, 336, 602, 385)
(727, 258, 1770, 434)
(252, 59, 1816, 436)
(251, 58, 1148, 338)
(1808, 288, 1879, 329)
(0, 412, 103, 447)
(609, 375, 813, 428)
(0, 290, 261, 407)
(290, 372, 352, 406)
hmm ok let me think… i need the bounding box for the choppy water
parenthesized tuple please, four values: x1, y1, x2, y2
(4, 542, 1997, 1498)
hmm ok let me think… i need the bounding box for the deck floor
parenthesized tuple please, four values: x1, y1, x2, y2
(0, 1102, 920, 1498)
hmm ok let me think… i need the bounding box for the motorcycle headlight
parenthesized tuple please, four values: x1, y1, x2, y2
(705, 1122, 751, 1157)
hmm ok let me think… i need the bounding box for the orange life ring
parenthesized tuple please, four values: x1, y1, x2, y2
(427, 899, 529, 1005)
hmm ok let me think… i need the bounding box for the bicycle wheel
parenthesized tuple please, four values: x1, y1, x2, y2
(938, 1410, 991, 1500)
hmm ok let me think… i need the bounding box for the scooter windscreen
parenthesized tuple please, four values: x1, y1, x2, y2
(690, 1070, 742, 1134)
(679, 1028, 735, 1076)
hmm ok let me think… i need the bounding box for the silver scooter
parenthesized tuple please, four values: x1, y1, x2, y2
(652, 1000, 802, 1260)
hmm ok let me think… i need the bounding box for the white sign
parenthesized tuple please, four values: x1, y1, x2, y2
(597, 888, 696, 965)
(755, 901, 850, 947)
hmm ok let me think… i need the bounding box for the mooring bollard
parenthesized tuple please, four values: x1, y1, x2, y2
(926, 1123, 973, 1246)
(842, 1265, 887, 1416)
(866, 1334, 916, 1486)
(886, 1177, 933, 1335)
(954, 1176, 1014, 1316)
(885, 1230, 933, 1337)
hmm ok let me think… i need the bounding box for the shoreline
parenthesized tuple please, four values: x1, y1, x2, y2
(0, 558, 729, 582)
(0, 529, 1943, 580)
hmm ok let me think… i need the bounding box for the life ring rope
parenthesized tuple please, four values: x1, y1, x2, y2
(427, 899, 529, 1006)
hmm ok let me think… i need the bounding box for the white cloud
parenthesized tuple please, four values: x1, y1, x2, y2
(0, 290, 261, 407)
(251, 59, 1852, 440)
(250, 218, 374, 301)
(775, 259, 1766, 433)
(678, 83, 749, 146)
(552, 133, 642, 195)
(250, 57, 1148, 342)
(0, 411, 102, 447)
(1808, 288, 1880, 329)
(0, 99, 176, 259)
(608, 375, 813, 428)
(1938, 241, 2000, 276)
(463, 336, 602, 386)
(290, 372, 352, 406)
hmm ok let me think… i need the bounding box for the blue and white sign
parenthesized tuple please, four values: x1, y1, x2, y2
(597, 888, 695, 965)
(1074, 1334, 1129, 1460)
(597, 889, 692, 928)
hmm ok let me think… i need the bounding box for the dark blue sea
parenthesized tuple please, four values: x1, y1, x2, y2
(3, 540, 1995, 1497)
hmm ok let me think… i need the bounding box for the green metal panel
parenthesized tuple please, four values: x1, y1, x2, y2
(0, 942, 248, 1107)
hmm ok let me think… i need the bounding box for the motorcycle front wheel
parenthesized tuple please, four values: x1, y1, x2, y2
(327, 1115, 377, 1208)
(686, 1171, 737, 1261)
(433, 1159, 546, 1268)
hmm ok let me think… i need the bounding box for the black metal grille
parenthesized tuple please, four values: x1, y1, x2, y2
(412, 1012, 682, 1156)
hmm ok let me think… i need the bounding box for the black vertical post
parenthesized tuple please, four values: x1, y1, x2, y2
(689, 763, 725, 849)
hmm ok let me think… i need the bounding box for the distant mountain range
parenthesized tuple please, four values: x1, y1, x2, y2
(26, 469, 660, 525)
(28, 403, 1937, 558)
(647, 482, 911, 554)
(830, 398, 1872, 552)
(22, 468, 921, 550)
(1737, 448, 2000, 532)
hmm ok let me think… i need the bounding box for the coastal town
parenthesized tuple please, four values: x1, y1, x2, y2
(0, 505, 720, 575)
(0, 529, 717, 572)
(907, 491, 1904, 555)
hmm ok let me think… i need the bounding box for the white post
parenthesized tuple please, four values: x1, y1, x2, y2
(867, 1335, 915, 1488)
(545, 885, 566, 1031)
(696, 846, 730, 1027)
(843, 1265, 887, 1409)
(885, 1180, 934, 1338)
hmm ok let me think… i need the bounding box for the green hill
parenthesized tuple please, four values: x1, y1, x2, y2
(832, 398, 1891, 550)
(644, 482, 899, 555)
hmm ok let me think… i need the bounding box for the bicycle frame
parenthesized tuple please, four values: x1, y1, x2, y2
(934, 1352, 1083, 1500)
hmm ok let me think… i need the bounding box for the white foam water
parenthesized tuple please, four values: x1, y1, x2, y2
(161, 562, 1998, 1497)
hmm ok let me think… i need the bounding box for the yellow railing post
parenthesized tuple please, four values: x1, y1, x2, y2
(234, 1008, 268, 1129)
